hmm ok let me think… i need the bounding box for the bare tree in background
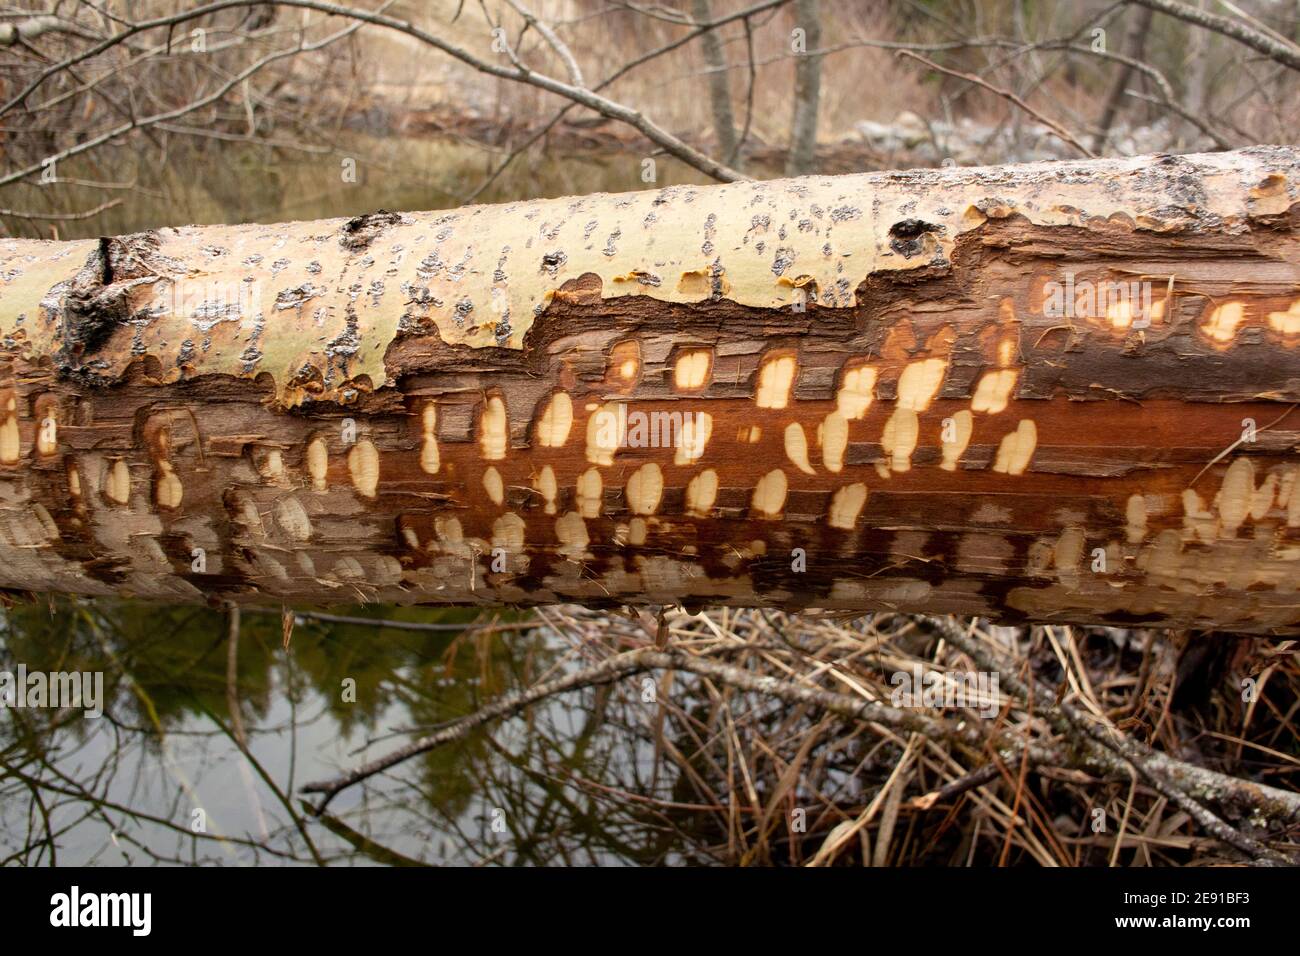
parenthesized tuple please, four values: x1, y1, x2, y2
(692, 0, 740, 167)
(785, 0, 823, 176)
(1090, 4, 1156, 153)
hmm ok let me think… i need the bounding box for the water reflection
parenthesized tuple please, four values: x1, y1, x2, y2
(0, 600, 708, 865)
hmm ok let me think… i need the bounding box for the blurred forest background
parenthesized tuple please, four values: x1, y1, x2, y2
(0, 0, 1298, 867)
(4, 0, 1299, 234)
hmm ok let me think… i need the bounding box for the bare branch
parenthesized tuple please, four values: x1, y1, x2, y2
(0, 198, 122, 221)
(1128, 0, 1300, 72)
(503, 0, 585, 89)
(0, 15, 97, 47)
(897, 48, 1095, 158)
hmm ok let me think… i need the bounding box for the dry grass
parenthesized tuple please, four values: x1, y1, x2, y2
(448, 605, 1299, 866)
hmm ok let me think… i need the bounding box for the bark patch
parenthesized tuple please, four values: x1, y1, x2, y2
(340, 210, 405, 252)
(59, 232, 166, 374)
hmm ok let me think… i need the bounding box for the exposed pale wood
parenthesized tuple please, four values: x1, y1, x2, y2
(0, 148, 1297, 631)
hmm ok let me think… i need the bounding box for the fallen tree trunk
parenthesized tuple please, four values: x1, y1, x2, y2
(0, 147, 1298, 632)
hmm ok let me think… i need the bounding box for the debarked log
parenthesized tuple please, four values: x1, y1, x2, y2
(0, 147, 1298, 632)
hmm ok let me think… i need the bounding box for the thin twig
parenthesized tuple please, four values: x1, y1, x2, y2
(896, 48, 1094, 157)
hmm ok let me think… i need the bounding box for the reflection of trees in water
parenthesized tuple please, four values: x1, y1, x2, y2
(0, 601, 546, 864)
(0, 601, 729, 865)
(2, 601, 505, 729)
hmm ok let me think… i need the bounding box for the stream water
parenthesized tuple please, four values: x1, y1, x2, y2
(1, 600, 705, 865)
